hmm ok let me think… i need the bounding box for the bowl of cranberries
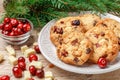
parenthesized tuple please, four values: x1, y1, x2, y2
(0, 17, 33, 45)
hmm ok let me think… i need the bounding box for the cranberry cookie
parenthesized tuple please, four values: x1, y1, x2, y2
(50, 17, 85, 47)
(96, 18, 120, 50)
(79, 14, 101, 31)
(85, 27, 119, 63)
(57, 31, 93, 65)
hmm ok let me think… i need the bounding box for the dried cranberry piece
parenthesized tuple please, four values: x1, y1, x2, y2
(102, 23, 107, 27)
(73, 57, 79, 63)
(72, 20, 80, 26)
(86, 48, 91, 54)
(95, 43, 101, 48)
(59, 38, 63, 45)
(71, 39, 78, 46)
(101, 32, 105, 36)
(54, 26, 63, 34)
(93, 20, 97, 26)
(94, 34, 99, 38)
(61, 50, 68, 57)
(60, 21, 64, 24)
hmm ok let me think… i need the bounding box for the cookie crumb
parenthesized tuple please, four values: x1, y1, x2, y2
(49, 64, 55, 68)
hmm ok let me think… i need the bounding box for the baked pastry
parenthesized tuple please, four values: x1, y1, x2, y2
(79, 14, 101, 31)
(96, 18, 120, 50)
(85, 26, 119, 63)
(57, 31, 93, 65)
(50, 16, 85, 47)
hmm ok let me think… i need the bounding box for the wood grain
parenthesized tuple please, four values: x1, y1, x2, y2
(0, 0, 120, 80)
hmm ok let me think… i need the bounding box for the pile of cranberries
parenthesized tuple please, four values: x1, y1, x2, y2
(0, 44, 41, 80)
(0, 17, 31, 36)
(12, 53, 44, 79)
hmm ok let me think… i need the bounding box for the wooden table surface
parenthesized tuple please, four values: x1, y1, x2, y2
(0, 0, 120, 80)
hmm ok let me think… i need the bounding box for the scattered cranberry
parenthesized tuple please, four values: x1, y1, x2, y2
(36, 69, 44, 78)
(18, 57, 25, 63)
(34, 45, 40, 53)
(18, 62, 26, 71)
(10, 18, 18, 26)
(29, 65, 37, 76)
(4, 23, 12, 31)
(28, 78, 34, 80)
(0, 75, 10, 80)
(4, 17, 10, 23)
(97, 57, 107, 68)
(12, 67, 22, 78)
(0, 23, 4, 30)
(29, 54, 38, 62)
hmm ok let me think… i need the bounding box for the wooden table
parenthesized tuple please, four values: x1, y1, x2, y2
(0, 0, 120, 80)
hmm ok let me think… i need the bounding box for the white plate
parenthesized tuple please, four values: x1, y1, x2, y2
(38, 13, 120, 74)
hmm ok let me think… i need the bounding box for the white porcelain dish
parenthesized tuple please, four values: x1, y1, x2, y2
(38, 13, 120, 74)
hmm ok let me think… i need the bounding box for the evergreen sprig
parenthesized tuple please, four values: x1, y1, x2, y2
(3, 0, 120, 28)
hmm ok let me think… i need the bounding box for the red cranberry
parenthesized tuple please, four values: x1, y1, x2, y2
(0, 75, 10, 80)
(36, 69, 44, 78)
(10, 18, 18, 26)
(4, 17, 10, 23)
(4, 23, 12, 31)
(97, 57, 107, 68)
(29, 54, 38, 62)
(23, 24, 31, 32)
(18, 62, 26, 71)
(17, 23, 23, 29)
(12, 28, 18, 36)
(29, 65, 37, 76)
(12, 67, 22, 78)
(18, 57, 25, 63)
(34, 45, 40, 53)
(17, 28, 23, 35)
(2, 30, 9, 35)
(0, 23, 4, 30)
(9, 31, 15, 36)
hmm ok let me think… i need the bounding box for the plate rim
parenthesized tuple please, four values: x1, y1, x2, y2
(38, 13, 120, 74)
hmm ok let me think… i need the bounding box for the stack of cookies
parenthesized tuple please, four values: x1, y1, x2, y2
(50, 14, 120, 66)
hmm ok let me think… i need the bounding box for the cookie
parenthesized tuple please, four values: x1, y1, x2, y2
(96, 18, 120, 50)
(85, 27, 119, 63)
(79, 14, 101, 31)
(50, 16, 85, 47)
(57, 31, 93, 65)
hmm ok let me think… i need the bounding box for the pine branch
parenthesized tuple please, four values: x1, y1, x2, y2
(3, 0, 120, 28)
